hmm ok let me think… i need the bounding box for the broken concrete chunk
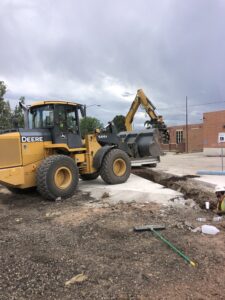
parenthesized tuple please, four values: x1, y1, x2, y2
(184, 221, 193, 228)
(191, 227, 201, 233)
(102, 192, 110, 199)
(15, 218, 23, 223)
(65, 273, 88, 286)
(185, 199, 197, 208)
(45, 211, 62, 218)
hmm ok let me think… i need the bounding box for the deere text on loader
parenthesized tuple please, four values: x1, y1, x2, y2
(0, 98, 161, 200)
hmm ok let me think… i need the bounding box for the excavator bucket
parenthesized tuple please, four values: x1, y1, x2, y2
(118, 128, 162, 167)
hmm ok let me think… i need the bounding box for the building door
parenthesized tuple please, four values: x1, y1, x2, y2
(176, 130, 185, 152)
(176, 130, 184, 144)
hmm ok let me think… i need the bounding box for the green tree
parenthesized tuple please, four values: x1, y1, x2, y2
(0, 81, 12, 130)
(80, 117, 103, 137)
(13, 96, 25, 128)
(0, 81, 6, 101)
(112, 115, 126, 132)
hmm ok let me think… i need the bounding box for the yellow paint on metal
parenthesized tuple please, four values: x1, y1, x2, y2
(45, 143, 86, 153)
(22, 162, 41, 188)
(31, 100, 80, 108)
(113, 158, 127, 176)
(0, 166, 24, 185)
(0, 132, 22, 168)
(125, 89, 164, 131)
(80, 134, 101, 174)
(54, 166, 72, 189)
(74, 153, 86, 164)
(0, 119, 101, 190)
(22, 140, 46, 165)
(0, 161, 42, 188)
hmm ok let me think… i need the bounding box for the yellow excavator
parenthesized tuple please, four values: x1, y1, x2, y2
(124, 89, 169, 143)
(0, 96, 162, 200)
(117, 89, 169, 167)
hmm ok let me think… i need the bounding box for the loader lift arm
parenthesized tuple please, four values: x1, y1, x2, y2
(125, 89, 169, 143)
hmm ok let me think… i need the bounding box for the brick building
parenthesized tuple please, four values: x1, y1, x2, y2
(162, 109, 225, 155)
(162, 123, 203, 153)
(203, 110, 225, 156)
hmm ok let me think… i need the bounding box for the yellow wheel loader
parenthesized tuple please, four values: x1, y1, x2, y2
(0, 98, 161, 200)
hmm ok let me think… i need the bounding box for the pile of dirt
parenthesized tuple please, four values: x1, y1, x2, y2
(0, 187, 225, 299)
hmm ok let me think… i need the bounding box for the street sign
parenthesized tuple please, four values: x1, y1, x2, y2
(218, 133, 225, 171)
(218, 132, 225, 143)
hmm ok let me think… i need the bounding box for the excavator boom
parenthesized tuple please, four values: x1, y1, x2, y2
(125, 89, 158, 131)
(125, 89, 169, 143)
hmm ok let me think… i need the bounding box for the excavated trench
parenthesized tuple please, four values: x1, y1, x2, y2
(132, 167, 215, 209)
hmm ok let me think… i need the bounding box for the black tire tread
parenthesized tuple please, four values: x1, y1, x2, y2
(100, 149, 131, 184)
(37, 155, 78, 200)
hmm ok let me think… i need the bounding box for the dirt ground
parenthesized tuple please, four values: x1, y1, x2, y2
(1, 183, 225, 300)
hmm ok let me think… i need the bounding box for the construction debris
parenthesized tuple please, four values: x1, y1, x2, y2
(65, 273, 88, 286)
(201, 225, 220, 235)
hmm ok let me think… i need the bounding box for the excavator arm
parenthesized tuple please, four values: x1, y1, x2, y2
(125, 89, 158, 130)
(125, 89, 169, 143)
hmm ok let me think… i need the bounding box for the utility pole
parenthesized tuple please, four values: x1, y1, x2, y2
(186, 96, 189, 153)
(83, 104, 101, 117)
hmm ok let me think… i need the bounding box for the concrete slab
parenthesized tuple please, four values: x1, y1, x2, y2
(156, 152, 225, 187)
(79, 174, 183, 206)
(195, 175, 225, 187)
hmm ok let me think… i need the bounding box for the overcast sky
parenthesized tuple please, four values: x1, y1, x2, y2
(1, 0, 225, 127)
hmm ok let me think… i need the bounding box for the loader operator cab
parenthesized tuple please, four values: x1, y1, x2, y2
(28, 102, 83, 148)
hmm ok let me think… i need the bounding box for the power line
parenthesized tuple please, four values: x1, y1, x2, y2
(189, 100, 225, 107)
(158, 100, 225, 110)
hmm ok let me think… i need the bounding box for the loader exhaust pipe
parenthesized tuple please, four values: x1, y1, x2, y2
(19, 101, 29, 129)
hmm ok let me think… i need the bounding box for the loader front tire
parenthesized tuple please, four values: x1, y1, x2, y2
(100, 149, 131, 184)
(37, 155, 79, 200)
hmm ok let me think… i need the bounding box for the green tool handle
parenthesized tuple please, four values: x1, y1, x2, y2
(151, 229, 196, 267)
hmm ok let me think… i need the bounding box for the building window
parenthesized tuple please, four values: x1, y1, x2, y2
(176, 130, 183, 144)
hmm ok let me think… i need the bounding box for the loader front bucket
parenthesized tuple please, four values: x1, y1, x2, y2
(118, 128, 162, 160)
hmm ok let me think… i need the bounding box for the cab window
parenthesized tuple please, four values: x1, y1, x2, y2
(29, 105, 54, 129)
(56, 105, 77, 133)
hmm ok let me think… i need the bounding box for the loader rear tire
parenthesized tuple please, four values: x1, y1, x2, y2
(80, 172, 99, 181)
(100, 149, 131, 184)
(37, 155, 79, 200)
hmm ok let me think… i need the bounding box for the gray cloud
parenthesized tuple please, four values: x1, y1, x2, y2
(1, 0, 225, 127)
